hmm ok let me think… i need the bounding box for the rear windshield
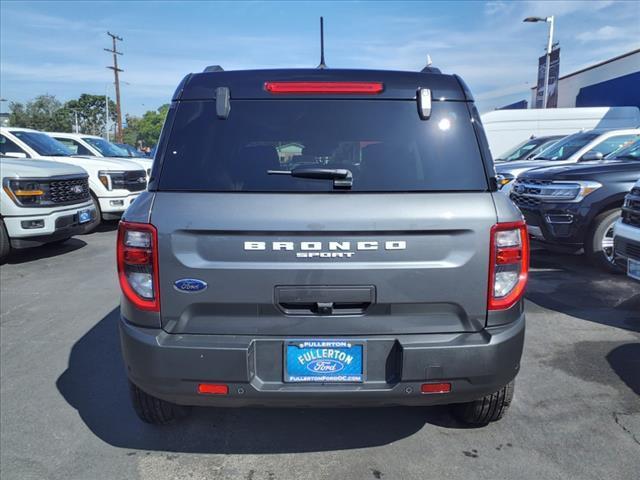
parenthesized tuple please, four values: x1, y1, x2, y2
(157, 100, 487, 192)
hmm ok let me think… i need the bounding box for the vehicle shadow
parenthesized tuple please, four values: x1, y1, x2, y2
(526, 249, 640, 332)
(56, 308, 463, 454)
(4, 238, 87, 265)
(606, 343, 640, 396)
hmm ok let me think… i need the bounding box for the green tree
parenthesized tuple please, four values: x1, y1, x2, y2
(9, 94, 71, 131)
(64, 94, 116, 136)
(123, 104, 169, 147)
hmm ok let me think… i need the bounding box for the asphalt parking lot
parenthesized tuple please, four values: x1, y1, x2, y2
(1, 224, 638, 480)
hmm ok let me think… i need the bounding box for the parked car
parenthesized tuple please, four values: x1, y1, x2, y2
(115, 143, 147, 158)
(0, 128, 147, 223)
(118, 66, 528, 426)
(46, 132, 153, 178)
(0, 156, 96, 262)
(510, 139, 640, 271)
(614, 178, 640, 281)
(496, 128, 640, 193)
(481, 106, 640, 157)
(494, 135, 564, 163)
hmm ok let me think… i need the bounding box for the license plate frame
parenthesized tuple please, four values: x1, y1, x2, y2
(284, 340, 365, 383)
(78, 208, 93, 224)
(628, 258, 640, 281)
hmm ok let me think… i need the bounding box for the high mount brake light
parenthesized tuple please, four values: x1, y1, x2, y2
(264, 81, 384, 94)
(117, 221, 160, 312)
(488, 221, 529, 311)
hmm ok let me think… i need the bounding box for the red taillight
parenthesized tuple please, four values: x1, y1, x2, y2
(488, 221, 529, 311)
(421, 383, 451, 394)
(264, 81, 384, 94)
(117, 221, 160, 312)
(197, 383, 229, 395)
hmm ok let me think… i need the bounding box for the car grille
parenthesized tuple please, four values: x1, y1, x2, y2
(510, 193, 541, 208)
(627, 242, 640, 260)
(113, 170, 147, 192)
(622, 188, 640, 227)
(49, 176, 90, 204)
(615, 237, 640, 261)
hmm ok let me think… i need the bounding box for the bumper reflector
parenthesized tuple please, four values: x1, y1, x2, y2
(197, 383, 229, 395)
(421, 383, 451, 394)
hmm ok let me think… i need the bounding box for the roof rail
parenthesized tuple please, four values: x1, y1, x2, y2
(203, 65, 224, 73)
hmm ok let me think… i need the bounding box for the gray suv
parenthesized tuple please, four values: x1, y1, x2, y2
(117, 67, 528, 426)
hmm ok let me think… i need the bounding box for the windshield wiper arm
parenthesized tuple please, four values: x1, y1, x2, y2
(268, 167, 353, 189)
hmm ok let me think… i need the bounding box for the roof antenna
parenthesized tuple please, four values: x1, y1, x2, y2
(426, 54, 433, 67)
(317, 17, 327, 69)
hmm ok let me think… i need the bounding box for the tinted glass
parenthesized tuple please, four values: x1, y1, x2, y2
(589, 134, 639, 156)
(84, 137, 128, 157)
(10, 131, 72, 156)
(534, 132, 600, 161)
(0, 135, 26, 155)
(158, 100, 487, 192)
(608, 139, 640, 160)
(55, 138, 93, 156)
(499, 138, 547, 161)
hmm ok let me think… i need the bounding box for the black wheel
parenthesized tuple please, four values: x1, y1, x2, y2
(585, 209, 622, 273)
(0, 218, 10, 263)
(452, 380, 515, 426)
(129, 380, 190, 424)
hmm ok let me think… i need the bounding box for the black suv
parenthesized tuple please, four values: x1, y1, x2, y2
(510, 138, 640, 270)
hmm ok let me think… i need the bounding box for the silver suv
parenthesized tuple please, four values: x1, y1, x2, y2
(117, 67, 528, 426)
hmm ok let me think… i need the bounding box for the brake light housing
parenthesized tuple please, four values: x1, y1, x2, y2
(117, 221, 160, 312)
(488, 221, 529, 310)
(264, 81, 384, 94)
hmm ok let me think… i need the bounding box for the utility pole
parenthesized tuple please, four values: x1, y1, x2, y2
(105, 31, 124, 142)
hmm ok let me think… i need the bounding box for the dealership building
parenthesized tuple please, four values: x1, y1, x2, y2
(528, 49, 640, 109)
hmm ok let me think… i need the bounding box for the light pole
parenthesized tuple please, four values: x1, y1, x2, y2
(524, 15, 555, 109)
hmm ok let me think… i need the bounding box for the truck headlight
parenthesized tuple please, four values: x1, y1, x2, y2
(98, 171, 125, 191)
(2, 178, 48, 206)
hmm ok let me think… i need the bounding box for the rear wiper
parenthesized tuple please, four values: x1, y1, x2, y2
(268, 167, 353, 189)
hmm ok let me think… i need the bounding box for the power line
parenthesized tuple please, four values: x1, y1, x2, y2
(105, 31, 124, 143)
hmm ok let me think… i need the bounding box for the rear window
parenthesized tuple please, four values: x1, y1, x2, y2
(157, 100, 487, 192)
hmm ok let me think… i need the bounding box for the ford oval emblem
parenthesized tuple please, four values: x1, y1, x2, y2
(306, 359, 345, 374)
(174, 278, 207, 293)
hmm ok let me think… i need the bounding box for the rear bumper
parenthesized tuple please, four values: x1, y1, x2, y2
(120, 313, 525, 407)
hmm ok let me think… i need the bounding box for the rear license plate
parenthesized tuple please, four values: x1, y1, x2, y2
(285, 340, 363, 383)
(78, 208, 92, 224)
(628, 259, 640, 281)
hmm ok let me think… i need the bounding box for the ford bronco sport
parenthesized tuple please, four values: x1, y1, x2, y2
(118, 66, 528, 426)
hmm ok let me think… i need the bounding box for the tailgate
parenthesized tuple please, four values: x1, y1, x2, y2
(152, 192, 496, 335)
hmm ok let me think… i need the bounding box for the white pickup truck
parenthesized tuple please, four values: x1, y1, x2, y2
(0, 128, 147, 223)
(0, 156, 96, 262)
(47, 132, 153, 179)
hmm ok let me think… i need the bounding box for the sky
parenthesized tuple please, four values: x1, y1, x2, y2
(1, 0, 639, 117)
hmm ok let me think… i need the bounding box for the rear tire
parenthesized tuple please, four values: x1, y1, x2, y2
(0, 219, 10, 263)
(452, 380, 515, 426)
(129, 380, 190, 424)
(585, 209, 621, 273)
